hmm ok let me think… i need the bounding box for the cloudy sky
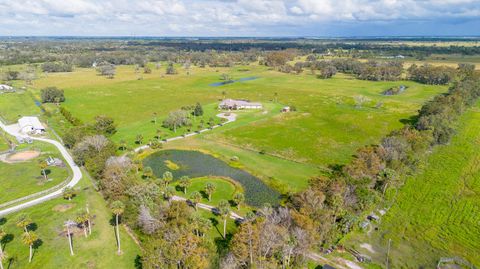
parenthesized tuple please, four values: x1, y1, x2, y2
(0, 0, 479, 36)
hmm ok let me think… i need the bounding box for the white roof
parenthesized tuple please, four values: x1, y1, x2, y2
(0, 84, 13, 90)
(18, 116, 45, 130)
(220, 99, 262, 107)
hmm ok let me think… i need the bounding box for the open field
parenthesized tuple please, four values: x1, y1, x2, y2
(30, 64, 445, 168)
(173, 176, 242, 206)
(345, 104, 480, 268)
(0, 141, 69, 204)
(0, 91, 41, 123)
(0, 170, 140, 269)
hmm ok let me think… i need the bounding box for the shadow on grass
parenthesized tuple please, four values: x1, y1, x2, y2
(399, 115, 419, 125)
(31, 239, 43, 262)
(134, 255, 143, 269)
(27, 223, 38, 232)
(1, 233, 14, 251)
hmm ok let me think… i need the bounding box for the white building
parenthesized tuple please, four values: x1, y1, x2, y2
(219, 99, 263, 110)
(18, 116, 46, 135)
(0, 84, 14, 92)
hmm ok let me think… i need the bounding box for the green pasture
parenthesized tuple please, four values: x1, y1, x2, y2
(0, 141, 69, 204)
(173, 176, 242, 207)
(0, 91, 40, 123)
(28, 63, 445, 168)
(346, 104, 480, 268)
(0, 170, 140, 269)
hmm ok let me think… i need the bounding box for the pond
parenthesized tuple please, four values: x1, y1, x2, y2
(209, 76, 259, 87)
(143, 150, 280, 207)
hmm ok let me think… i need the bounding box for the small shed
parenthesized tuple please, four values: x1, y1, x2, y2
(281, 106, 290, 113)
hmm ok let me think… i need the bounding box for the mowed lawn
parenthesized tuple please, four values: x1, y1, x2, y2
(0, 141, 69, 204)
(31, 64, 445, 167)
(357, 104, 480, 268)
(0, 171, 140, 269)
(0, 91, 41, 123)
(172, 176, 242, 206)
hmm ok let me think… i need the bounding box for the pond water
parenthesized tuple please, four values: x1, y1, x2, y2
(143, 150, 280, 207)
(209, 76, 259, 87)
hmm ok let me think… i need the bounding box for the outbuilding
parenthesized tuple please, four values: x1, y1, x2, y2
(0, 84, 14, 93)
(18, 116, 45, 135)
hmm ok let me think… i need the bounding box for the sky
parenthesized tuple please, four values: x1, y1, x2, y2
(0, 0, 479, 37)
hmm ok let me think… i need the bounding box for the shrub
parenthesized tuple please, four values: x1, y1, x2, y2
(41, 87, 65, 103)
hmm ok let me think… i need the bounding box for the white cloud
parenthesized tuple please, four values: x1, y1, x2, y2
(0, 0, 478, 36)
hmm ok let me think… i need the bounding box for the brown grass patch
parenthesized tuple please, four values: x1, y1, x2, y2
(52, 204, 75, 212)
(6, 150, 40, 162)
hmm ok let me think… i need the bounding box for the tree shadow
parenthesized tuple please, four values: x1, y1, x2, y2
(31, 239, 43, 261)
(214, 233, 233, 256)
(1, 233, 14, 251)
(199, 190, 208, 200)
(399, 115, 419, 125)
(0, 217, 6, 225)
(134, 255, 143, 269)
(27, 222, 38, 232)
(109, 215, 122, 227)
(174, 185, 183, 192)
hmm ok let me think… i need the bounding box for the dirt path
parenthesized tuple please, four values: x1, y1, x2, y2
(133, 113, 237, 153)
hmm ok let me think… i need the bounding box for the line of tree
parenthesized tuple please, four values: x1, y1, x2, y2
(260, 68, 480, 259)
(41, 62, 73, 73)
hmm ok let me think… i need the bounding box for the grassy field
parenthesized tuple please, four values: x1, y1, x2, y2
(0, 91, 41, 123)
(173, 176, 242, 206)
(0, 141, 69, 204)
(30, 64, 445, 166)
(0, 170, 140, 269)
(345, 104, 480, 268)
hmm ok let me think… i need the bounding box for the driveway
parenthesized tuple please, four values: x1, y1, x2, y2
(0, 121, 83, 216)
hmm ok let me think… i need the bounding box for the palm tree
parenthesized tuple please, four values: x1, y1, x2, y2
(217, 200, 230, 239)
(205, 183, 216, 202)
(135, 134, 144, 144)
(152, 112, 158, 124)
(75, 211, 90, 238)
(143, 166, 154, 179)
(0, 250, 7, 269)
(0, 229, 5, 252)
(162, 171, 173, 188)
(86, 203, 92, 236)
(190, 191, 202, 211)
(38, 160, 48, 182)
(22, 231, 38, 263)
(63, 187, 76, 200)
(163, 186, 175, 203)
(0, 229, 5, 269)
(233, 193, 245, 210)
(16, 214, 32, 233)
(110, 201, 125, 255)
(179, 176, 191, 194)
(119, 140, 127, 151)
(64, 220, 76, 256)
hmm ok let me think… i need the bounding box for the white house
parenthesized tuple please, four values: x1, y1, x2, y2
(18, 116, 46, 134)
(219, 99, 263, 110)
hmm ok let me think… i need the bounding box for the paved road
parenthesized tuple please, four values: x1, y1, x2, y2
(0, 120, 83, 217)
(134, 112, 237, 153)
